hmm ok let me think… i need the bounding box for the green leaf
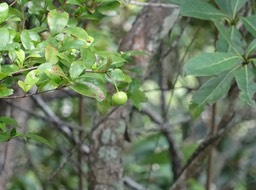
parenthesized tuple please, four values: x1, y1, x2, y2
(70, 80, 106, 101)
(214, 22, 244, 55)
(10, 128, 17, 137)
(185, 52, 242, 76)
(0, 84, 13, 97)
(128, 79, 147, 109)
(24, 69, 40, 87)
(47, 9, 69, 35)
(0, 116, 19, 127)
(180, 0, 227, 20)
(235, 65, 256, 106)
(45, 45, 59, 64)
(242, 15, 256, 38)
(190, 69, 237, 117)
(15, 49, 25, 67)
(245, 39, 256, 58)
(215, 0, 248, 18)
(0, 3, 9, 24)
(18, 80, 29, 92)
(20, 30, 41, 50)
(69, 61, 85, 79)
(16, 133, 54, 148)
(64, 27, 94, 45)
(81, 48, 96, 67)
(97, 2, 120, 14)
(0, 132, 11, 143)
(108, 68, 132, 83)
(0, 28, 9, 50)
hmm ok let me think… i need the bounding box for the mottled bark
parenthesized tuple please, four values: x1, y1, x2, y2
(0, 98, 32, 190)
(88, 1, 179, 189)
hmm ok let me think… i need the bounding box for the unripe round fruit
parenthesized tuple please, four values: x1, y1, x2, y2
(112, 91, 128, 105)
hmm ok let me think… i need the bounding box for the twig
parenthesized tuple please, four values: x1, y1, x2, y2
(124, 176, 146, 190)
(78, 95, 84, 190)
(31, 96, 90, 153)
(130, 1, 179, 9)
(169, 87, 238, 190)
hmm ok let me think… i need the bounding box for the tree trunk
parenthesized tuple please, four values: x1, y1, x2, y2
(0, 98, 32, 190)
(88, 1, 179, 189)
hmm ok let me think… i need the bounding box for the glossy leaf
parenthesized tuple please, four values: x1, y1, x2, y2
(18, 80, 29, 92)
(185, 52, 241, 76)
(0, 3, 9, 24)
(69, 61, 85, 79)
(242, 15, 256, 38)
(20, 30, 41, 50)
(70, 80, 106, 101)
(235, 65, 256, 106)
(0, 28, 9, 50)
(108, 68, 132, 83)
(180, 0, 227, 20)
(24, 70, 40, 86)
(190, 69, 237, 117)
(47, 9, 69, 35)
(64, 27, 94, 45)
(15, 49, 25, 67)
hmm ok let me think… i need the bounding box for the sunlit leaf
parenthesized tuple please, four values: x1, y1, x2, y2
(0, 3, 9, 24)
(21, 30, 41, 50)
(64, 27, 94, 45)
(0, 84, 13, 97)
(45, 45, 59, 64)
(108, 68, 132, 83)
(0, 28, 9, 50)
(47, 9, 69, 35)
(0, 116, 19, 127)
(69, 61, 85, 79)
(185, 52, 242, 76)
(0, 132, 10, 143)
(70, 80, 106, 101)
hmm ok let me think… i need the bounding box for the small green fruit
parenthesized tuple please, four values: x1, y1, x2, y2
(112, 91, 128, 105)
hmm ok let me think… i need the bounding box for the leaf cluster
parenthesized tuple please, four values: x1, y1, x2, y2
(181, 0, 256, 117)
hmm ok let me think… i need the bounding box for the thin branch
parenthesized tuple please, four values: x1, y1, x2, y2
(169, 87, 238, 190)
(124, 176, 146, 190)
(31, 96, 90, 153)
(130, 1, 179, 9)
(78, 96, 84, 190)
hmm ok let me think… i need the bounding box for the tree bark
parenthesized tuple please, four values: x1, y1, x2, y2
(88, 1, 179, 189)
(0, 98, 32, 190)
